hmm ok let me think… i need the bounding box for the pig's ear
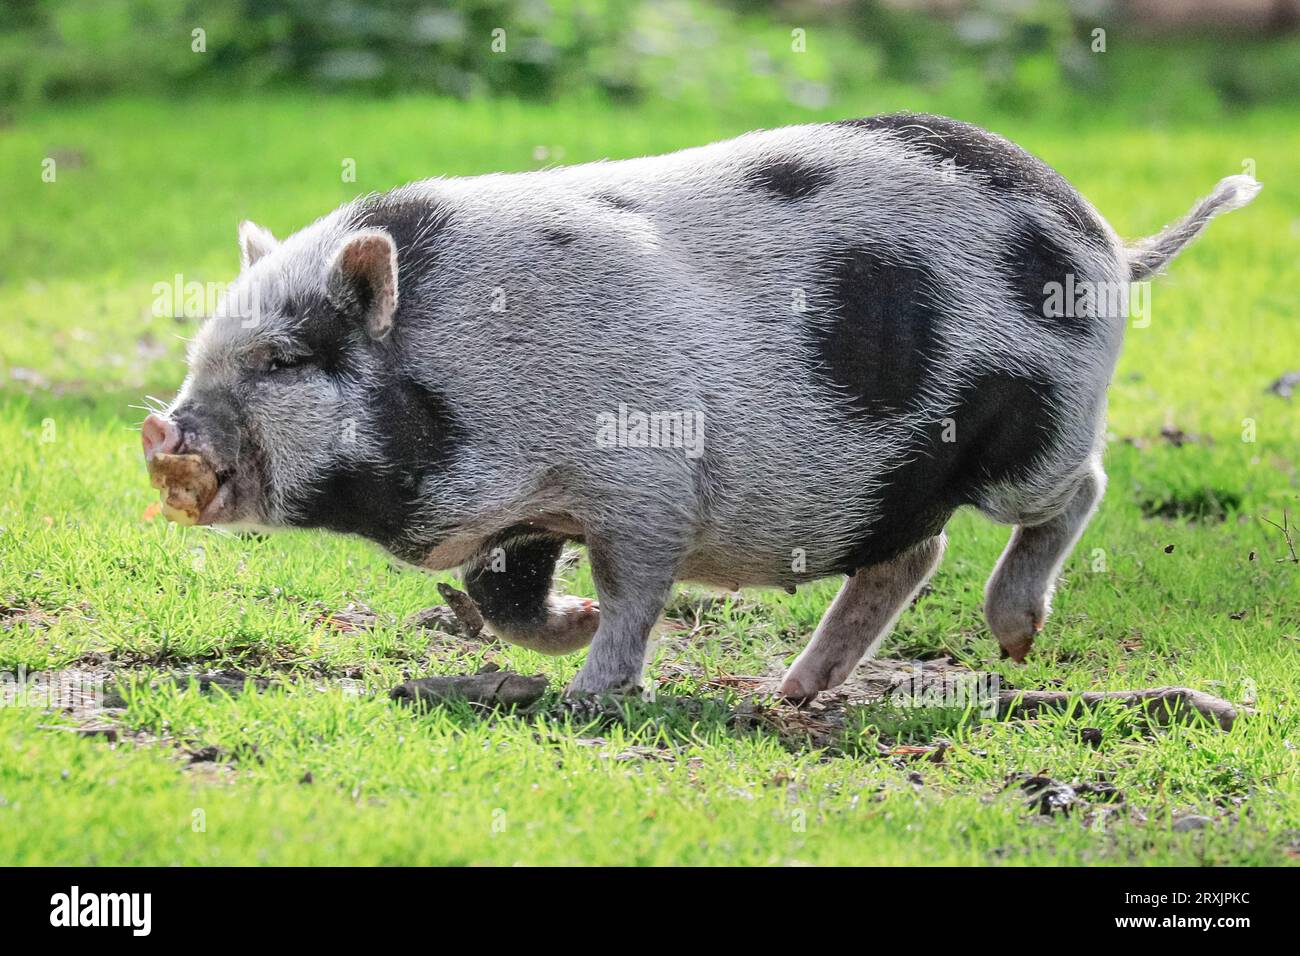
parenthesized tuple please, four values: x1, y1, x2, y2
(325, 230, 399, 341)
(238, 220, 278, 269)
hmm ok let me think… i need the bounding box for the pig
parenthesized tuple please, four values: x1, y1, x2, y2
(141, 113, 1260, 699)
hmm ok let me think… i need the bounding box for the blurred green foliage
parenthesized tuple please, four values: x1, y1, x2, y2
(1, 0, 1297, 117)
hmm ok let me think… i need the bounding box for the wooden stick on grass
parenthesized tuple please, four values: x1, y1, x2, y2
(996, 686, 1250, 731)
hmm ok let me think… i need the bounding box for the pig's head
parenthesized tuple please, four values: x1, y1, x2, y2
(142, 216, 458, 560)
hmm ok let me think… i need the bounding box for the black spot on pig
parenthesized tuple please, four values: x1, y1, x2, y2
(290, 467, 412, 557)
(837, 113, 1109, 248)
(350, 194, 454, 301)
(289, 373, 462, 558)
(464, 530, 565, 630)
(946, 372, 1058, 492)
(833, 372, 1057, 570)
(1005, 223, 1096, 337)
(806, 244, 945, 419)
(746, 158, 830, 201)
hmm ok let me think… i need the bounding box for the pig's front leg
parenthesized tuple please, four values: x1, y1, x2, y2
(566, 536, 680, 697)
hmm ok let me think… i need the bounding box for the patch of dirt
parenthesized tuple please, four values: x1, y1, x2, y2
(313, 600, 379, 632)
(299, 595, 484, 641)
(572, 737, 682, 763)
(1120, 423, 1214, 450)
(175, 667, 272, 694)
(697, 657, 992, 749)
(6, 666, 159, 749)
(1, 667, 117, 719)
(8, 665, 281, 774)
(1, 604, 58, 630)
(0, 600, 91, 631)
(1008, 772, 1124, 817)
(1138, 486, 1242, 521)
(404, 604, 470, 636)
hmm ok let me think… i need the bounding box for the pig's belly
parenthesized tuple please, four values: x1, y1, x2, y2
(678, 552, 806, 591)
(676, 510, 940, 592)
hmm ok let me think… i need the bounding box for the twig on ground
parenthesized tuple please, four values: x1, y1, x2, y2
(390, 669, 548, 709)
(1258, 509, 1299, 563)
(997, 686, 1250, 732)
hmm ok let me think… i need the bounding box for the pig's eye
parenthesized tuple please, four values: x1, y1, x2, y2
(267, 353, 313, 374)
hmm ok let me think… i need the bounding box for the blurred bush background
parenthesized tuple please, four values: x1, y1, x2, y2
(2, 0, 1297, 120)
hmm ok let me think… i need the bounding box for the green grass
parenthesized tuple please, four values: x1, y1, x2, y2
(1, 91, 1298, 865)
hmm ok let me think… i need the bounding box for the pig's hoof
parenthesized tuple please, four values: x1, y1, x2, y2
(985, 600, 1043, 663)
(563, 682, 640, 701)
(560, 684, 639, 721)
(564, 669, 640, 702)
(997, 639, 1033, 663)
(776, 672, 820, 705)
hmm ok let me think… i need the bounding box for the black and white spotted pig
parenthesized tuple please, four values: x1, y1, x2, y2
(141, 113, 1260, 698)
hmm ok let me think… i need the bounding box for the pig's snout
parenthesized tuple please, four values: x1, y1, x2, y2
(142, 410, 232, 525)
(142, 413, 181, 460)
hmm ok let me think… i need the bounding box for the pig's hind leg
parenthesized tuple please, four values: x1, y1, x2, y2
(779, 534, 947, 703)
(463, 533, 600, 655)
(983, 460, 1105, 662)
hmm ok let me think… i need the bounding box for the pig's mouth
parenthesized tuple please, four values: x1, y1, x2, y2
(193, 462, 271, 527)
(194, 471, 236, 525)
(146, 452, 250, 527)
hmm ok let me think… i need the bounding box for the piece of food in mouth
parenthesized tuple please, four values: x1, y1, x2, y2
(147, 453, 218, 525)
